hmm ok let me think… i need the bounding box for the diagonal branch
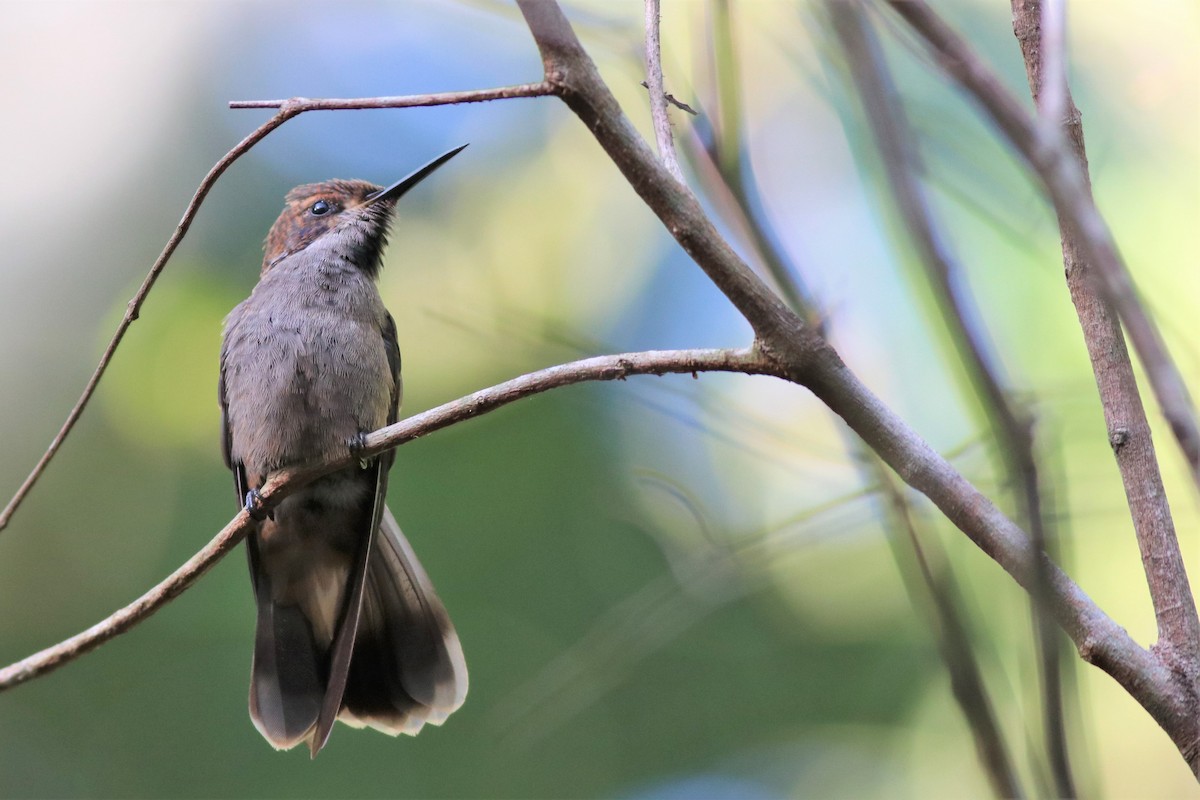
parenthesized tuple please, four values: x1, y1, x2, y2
(0, 347, 775, 693)
(0, 82, 553, 536)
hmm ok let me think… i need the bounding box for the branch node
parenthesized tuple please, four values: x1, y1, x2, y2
(279, 96, 310, 115)
(639, 81, 699, 115)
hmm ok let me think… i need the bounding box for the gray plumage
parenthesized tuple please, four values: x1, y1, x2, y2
(218, 152, 468, 757)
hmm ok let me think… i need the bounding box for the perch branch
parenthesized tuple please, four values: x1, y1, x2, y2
(0, 348, 774, 692)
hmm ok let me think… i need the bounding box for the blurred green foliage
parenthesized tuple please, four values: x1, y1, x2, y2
(1, 1, 1197, 797)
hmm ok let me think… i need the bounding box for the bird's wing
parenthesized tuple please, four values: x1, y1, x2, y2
(218, 342, 248, 504)
(383, 312, 402, 431)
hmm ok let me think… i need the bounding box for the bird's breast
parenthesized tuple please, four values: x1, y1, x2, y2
(222, 260, 395, 479)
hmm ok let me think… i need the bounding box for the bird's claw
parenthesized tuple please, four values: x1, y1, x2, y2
(348, 432, 371, 469)
(244, 489, 273, 521)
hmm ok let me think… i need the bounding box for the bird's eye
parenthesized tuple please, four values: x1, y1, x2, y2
(309, 200, 332, 216)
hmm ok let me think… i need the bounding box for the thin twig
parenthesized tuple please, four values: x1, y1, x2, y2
(709, 0, 741, 178)
(0, 347, 774, 692)
(827, 3, 1072, 792)
(228, 82, 552, 110)
(0, 82, 554, 536)
(642, 0, 684, 182)
(1023, 5, 1075, 793)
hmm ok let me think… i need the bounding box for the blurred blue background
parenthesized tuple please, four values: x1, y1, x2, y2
(0, 1, 1197, 796)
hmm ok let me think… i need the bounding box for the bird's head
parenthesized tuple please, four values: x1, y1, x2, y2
(261, 143, 468, 278)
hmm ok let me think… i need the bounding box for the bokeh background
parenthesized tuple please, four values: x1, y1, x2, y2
(1, 1, 1198, 797)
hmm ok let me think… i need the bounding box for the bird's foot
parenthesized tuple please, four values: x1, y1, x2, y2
(348, 432, 371, 469)
(244, 489, 274, 521)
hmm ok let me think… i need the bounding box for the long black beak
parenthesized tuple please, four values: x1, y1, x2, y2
(365, 143, 469, 206)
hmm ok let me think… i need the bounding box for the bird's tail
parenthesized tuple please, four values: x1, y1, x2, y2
(339, 506, 468, 735)
(247, 505, 466, 753)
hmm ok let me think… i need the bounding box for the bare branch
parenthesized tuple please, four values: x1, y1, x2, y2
(802, 361, 1189, 737)
(0, 509, 253, 691)
(0, 347, 773, 692)
(642, 0, 684, 182)
(0, 83, 553, 536)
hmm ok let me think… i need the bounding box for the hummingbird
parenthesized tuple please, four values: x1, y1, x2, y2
(218, 145, 469, 757)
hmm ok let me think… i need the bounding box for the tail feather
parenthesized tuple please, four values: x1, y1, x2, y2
(340, 507, 467, 734)
(246, 498, 466, 752)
